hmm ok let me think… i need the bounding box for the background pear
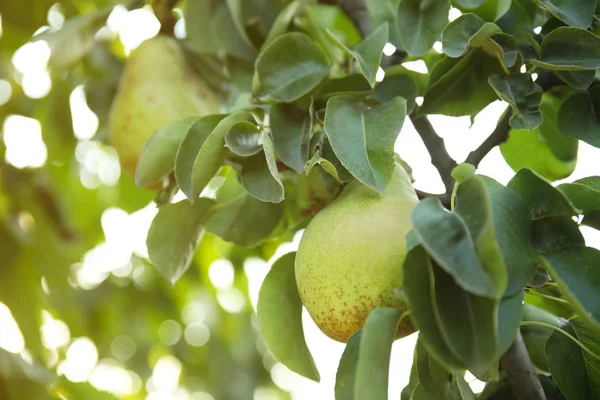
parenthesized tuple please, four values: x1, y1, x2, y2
(109, 34, 220, 180)
(295, 165, 419, 342)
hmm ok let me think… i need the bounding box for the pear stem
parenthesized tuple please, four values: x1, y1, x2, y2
(152, 0, 179, 35)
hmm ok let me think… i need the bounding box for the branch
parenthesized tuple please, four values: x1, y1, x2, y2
(410, 114, 457, 202)
(500, 331, 547, 400)
(465, 108, 512, 167)
(339, 0, 373, 38)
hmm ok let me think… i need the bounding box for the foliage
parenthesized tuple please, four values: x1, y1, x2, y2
(2, 0, 600, 399)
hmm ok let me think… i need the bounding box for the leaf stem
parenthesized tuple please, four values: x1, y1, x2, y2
(524, 289, 570, 304)
(499, 331, 547, 400)
(520, 321, 600, 362)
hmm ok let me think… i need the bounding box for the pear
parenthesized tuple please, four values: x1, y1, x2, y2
(109, 35, 220, 180)
(295, 165, 419, 342)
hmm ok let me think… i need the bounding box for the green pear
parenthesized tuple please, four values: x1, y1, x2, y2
(295, 165, 419, 342)
(109, 34, 219, 180)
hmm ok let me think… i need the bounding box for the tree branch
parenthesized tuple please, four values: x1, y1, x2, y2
(465, 108, 513, 168)
(500, 331, 547, 400)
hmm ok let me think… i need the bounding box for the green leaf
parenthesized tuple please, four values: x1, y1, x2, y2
(398, 0, 451, 57)
(204, 171, 284, 247)
(335, 331, 362, 400)
(521, 303, 565, 371)
(481, 176, 539, 296)
(556, 70, 596, 90)
(532, 216, 584, 254)
(136, 116, 198, 187)
(411, 198, 500, 298)
(269, 103, 312, 173)
(254, 32, 330, 102)
(539, 0, 597, 29)
(370, 72, 418, 113)
(240, 133, 284, 203)
(534, 27, 600, 70)
(403, 246, 466, 370)
(454, 0, 512, 22)
(543, 247, 600, 330)
(175, 114, 227, 200)
(420, 50, 505, 116)
(488, 74, 543, 130)
(507, 168, 579, 219)
(327, 23, 388, 87)
(545, 317, 600, 399)
(33, 8, 111, 68)
(558, 176, 600, 213)
(189, 112, 256, 201)
(501, 92, 579, 181)
(324, 95, 406, 192)
(147, 199, 214, 284)
(441, 13, 501, 58)
(431, 265, 499, 377)
(496, 0, 535, 43)
(366, 0, 402, 47)
(497, 292, 524, 355)
(262, 1, 301, 49)
(0, 348, 54, 384)
(224, 121, 262, 156)
(319, 74, 373, 99)
(557, 86, 600, 148)
(305, 154, 343, 182)
(354, 308, 401, 400)
(257, 252, 320, 381)
(489, 33, 519, 67)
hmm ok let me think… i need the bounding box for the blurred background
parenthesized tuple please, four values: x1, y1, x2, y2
(2, 2, 600, 399)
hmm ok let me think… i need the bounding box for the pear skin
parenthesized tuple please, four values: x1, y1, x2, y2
(295, 165, 419, 342)
(109, 35, 220, 180)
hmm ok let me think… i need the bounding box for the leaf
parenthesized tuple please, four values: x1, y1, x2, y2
(34, 8, 112, 68)
(397, 0, 451, 57)
(189, 112, 256, 201)
(441, 13, 501, 58)
(507, 168, 579, 219)
(543, 246, 600, 330)
(136, 116, 198, 187)
(254, 32, 330, 102)
(204, 171, 284, 247)
(534, 27, 600, 70)
(319, 74, 373, 99)
(489, 33, 519, 67)
(545, 317, 600, 399)
(497, 292, 524, 355)
(420, 50, 505, 116)
(262, 1, 301, 49)
(324, 95, 406, 192)
(327, 23, 388, 87)
(501, 91, 579, 181)
(240, 133, 284, 203)
(147, 199, 214, 284)
(354, 308, 401, 400)
(454, 0, 512, 22)
(521, 303, 565, 371)
(175, 114, 227, 200)
(305, 154, 342, 182)
(257, 252, 320, 381)
(558, 176, 600, 213)
(335, 331, 362, 400)
(488, 74, 543, 130)
(370, 72, 418, 113)
(557, 86, 600, 148)
(0, 348, 54, 384)
(366, 0, 402, 47)
(539, 0, 597, 29)
(556, 70, 596, 90)
(411, 198, 500, 298)
(224, 121, 262, 156)
(269, 103, 312, 173)
(403, 246, 466, 370)
(431, 264, 499, 377)
(532, 216, 584, 254)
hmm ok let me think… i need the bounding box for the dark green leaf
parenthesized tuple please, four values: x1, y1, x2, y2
(488, 74, 543, 130)
(545, 317, 600, 399)
(270, 103, 312, 173)
(496, 0, 535, 43)
(539, 0, 597, 29)
(534, 27, 600, 70)
(240, 133, 284, 203)
(354, 308, 401, 400)
(453, 0, 512, 22)
(224, 121, 262, 156)
(366, 0, 402, 48)
(324, 95, 406, 192)
(370, 72, 418, 113)
(403, 246, 466, 370)
(335, 331, 362, 400)
(319, 74, 372, 99)
(147, 199, 214, 284)
(507, 168, 579, 219)
(175, 114, 227, 200)
(327, 23, 388, 87)
(497, 292, 524, 355)
(204, 171, 284, 247)
(257, 252, 320, 381)
(398, 0, 451, 57)
(558, 177, 600, 213)
(262, 1, 301, 49)
(532, 216, 584, 254)
(556, 70, 596, 90)
(521, 303, 565, 371)
(441, 13, 501, 58)
(489, 33, 519, 68)
(254, 32, 330, 102)
(136, 116, 198, 187)
(557, 86, 600, 148)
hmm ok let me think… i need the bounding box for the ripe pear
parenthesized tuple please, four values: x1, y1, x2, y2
(295, 165, 419, 342)
(109, 35, 219, 180)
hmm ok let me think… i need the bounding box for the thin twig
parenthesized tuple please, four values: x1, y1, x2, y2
(500, 331, 547, 400)
(465, 108, 513, 167)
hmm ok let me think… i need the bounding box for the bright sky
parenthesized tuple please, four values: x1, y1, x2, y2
(2, 4, 600, 400)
